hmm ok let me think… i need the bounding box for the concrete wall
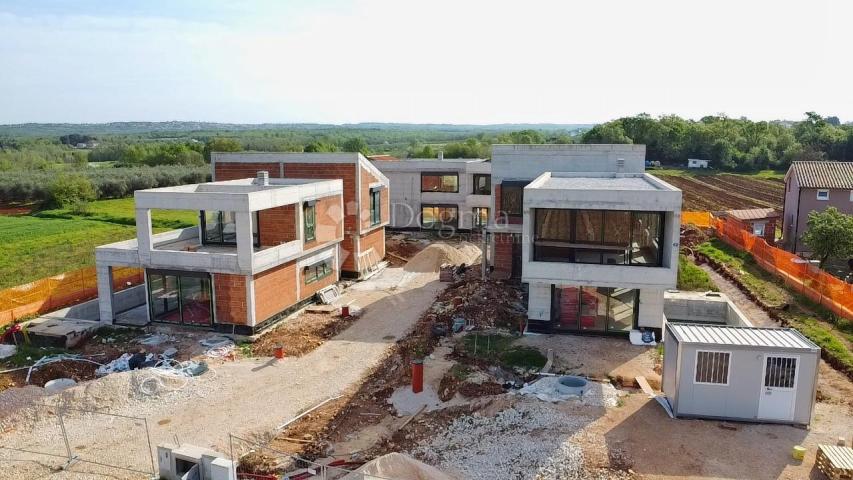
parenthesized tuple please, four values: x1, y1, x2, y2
(491, 144, 647, 183)
(663, 291, 753, 327)
(55, 285, 146, 322)
(670, 343, 818, 424)
(374, 160, 491, 230)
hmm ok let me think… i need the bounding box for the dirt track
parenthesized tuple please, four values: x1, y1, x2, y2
(0, 268, 444, 479)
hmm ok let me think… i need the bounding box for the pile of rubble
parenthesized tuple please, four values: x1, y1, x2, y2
(412, 399, 614, 480)
(426, 271, 526, 332)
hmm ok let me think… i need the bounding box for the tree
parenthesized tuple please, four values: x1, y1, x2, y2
(304, 141, 338, 153)
(802, 207, 853, 268)
(48, 174, 96, 212)
(581, 123, 633, 144)
(203, 137, 242, 161)
(341, 137, 369, 155)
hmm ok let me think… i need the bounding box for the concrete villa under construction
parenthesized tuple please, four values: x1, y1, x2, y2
(94, 153, 390, 334)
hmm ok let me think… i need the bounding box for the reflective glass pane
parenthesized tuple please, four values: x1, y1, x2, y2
(608, 288, 636, 332)
(150, 274, 180, 323)
(579, 287, 607, 331)
(203, 211, 221, 243)
(221, 212, 237, 243)
(575, 210, 603, 243)
(632, 213, 662, 265)
(179, 276, 212, 326)
(556, 287, 579, 330)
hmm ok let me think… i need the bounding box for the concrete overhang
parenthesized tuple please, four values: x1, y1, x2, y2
(134, 178, 343, 212)
(524, 172, 682, 212)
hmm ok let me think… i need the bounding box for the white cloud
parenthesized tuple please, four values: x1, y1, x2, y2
(0, 0, 851, 123)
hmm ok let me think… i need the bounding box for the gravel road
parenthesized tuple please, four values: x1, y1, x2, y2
(0, 268, 443, 479)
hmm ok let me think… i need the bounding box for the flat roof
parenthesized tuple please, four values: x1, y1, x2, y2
(667, 323, 819, 351)
(527, 172, 678, 192)
(144, 177, 330, 194)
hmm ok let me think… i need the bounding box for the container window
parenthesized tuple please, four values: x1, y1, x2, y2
(764, 356, 797, 389)
(694, 350, 730, 385)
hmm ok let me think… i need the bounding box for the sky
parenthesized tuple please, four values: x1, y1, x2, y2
(1, 0, 852, 125)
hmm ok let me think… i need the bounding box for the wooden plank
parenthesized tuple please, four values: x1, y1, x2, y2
(635, 376, 656, 397)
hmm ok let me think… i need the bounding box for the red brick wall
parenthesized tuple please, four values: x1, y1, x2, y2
(359, 166, 390, 230)
(493, 233, 515, 277)
(214, 162, 281, 181)
(300, 263, 338, 301)
(253, 261, 298, 323)
(303, 194, 344, 250)
(213, 274, 248, 325)
(358, 227, 386, 270)
(258, 204, 297, 247)
(283, 163, 358, 232)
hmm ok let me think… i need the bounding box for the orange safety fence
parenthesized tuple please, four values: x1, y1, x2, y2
(0, 266, 143, 327)
(713, 215, 853, 321)
(681, 211, 714, 228)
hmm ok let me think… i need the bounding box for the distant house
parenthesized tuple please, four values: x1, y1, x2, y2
(783, 161, 853, 253)
(687, 158, 709, 169)
(723, 208, 779, 244)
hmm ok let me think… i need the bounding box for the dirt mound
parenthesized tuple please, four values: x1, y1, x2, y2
(404, 243, 481, 273)
(343, 452, 453, 480)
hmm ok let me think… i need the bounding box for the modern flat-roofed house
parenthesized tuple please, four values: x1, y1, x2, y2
(783, 161, 853, 254)
(372, 156, 491, 231)
(95, 153, 390, 334)
(488, 144, 682, 338)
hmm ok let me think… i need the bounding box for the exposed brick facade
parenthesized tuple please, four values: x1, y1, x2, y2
(253, 261, 298, 323)
(300, 263, 338, 301)
(303, 195, 344, 250)
(213, 273, 248, 325)
(258, 204, 297, 247)
(282, 163, 358, 231)
(493, 232, 516, 277)
(358, 227, 386, 270)
(360, 166, 391, 230)
(215, 163, 282, 181)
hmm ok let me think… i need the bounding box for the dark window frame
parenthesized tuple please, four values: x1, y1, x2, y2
(370, 187, 382, 226)
(304, 259, 333, 284)
(146, 268, 213, 327)
(472, 174, 491, 195)
(550, 286, 639, 335)
(420, 172, 460, 193)
(472, 207, 489, 229)
(500, 181, 526, 218)
(532, 208, 665, 267)
(200, 211, 260, 248)
(303, 201, 316, 242)
(421, 203, 459, 230)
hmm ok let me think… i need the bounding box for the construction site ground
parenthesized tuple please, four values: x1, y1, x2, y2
(2, 232, 853, 479)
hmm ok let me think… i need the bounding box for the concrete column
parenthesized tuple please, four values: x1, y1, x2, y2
(96, 264, 115, 324)
(136, 208, 153, 263)
(296, 201, 304, 244)
(236, 211, 254, 272)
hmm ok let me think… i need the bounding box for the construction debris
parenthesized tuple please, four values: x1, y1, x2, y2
(25, 354, 102, 383)
(516, 377, 621, 407)
(0, 344, 16, 360)
(342, 452, 453, 480)
(404, 243, 481, 273)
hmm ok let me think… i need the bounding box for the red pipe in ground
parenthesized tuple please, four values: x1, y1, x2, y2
(411, 359, 424, 393)
(274, 345, 284, 359)
(340, 305, 350, 317)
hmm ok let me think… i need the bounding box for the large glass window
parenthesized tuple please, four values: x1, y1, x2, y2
(147, 270, 212, 327)
(553, 286, 638, 334)
(421, 205, 458, 229)
(421, 173, 459, 193)
(304, 259, 333, 284)
(303, 202, 316, 241)
(500, 184, 524, 218)
(370, 187, 381, 226)
(202, 211, 259, 247)
(473, 174, 491, 195)
(533, 208, 664, 267)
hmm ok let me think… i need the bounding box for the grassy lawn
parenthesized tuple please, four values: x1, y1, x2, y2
(696, 239, 853, 374)
(1, 198, 199, 289)
(0, 215, 137, 289)
(677, 254, 718, 291)
(462, 333, 547, 370)
(35, 197, 198, 230)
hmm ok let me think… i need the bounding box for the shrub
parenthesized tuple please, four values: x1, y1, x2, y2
(48, 174, 96, 209)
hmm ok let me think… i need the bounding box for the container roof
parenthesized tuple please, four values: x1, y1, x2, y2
(667, 323, 819, 351)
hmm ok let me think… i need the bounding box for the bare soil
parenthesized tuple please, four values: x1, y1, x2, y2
(251, 311, 360, 357)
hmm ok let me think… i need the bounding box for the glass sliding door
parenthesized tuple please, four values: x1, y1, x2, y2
(147, 270, 213, 327)
(553, 286, 638, 334)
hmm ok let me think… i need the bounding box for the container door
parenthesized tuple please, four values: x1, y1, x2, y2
(757, 355, 798, 421)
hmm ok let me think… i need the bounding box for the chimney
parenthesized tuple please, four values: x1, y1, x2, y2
(256, 170, 269, 186)
(616, 158, 625, 173)
(438, 151, 444, 161)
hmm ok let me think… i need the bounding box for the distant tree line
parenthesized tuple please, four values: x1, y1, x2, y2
(580, 113, 853, 170)
(0, 165, 209, 204)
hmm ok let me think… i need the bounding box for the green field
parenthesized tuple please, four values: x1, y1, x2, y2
(0, 199, 199, 289)
(677, 254, 718, 291)
(35, 197, 198, 229)
(649, 167, 785, 180)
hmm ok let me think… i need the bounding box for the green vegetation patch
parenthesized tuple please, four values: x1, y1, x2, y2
(36, 197, 198, 230)
(3, 344, 68, 367)
(0, 215, 136, 289)
(677, 255, 719, 291)
(462, 334, 547, 370)
(696, 240, 787, 306)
